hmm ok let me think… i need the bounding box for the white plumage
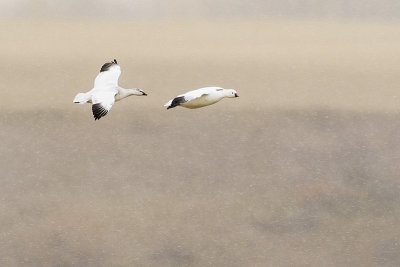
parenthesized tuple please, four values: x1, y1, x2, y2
(164, 86, 239, 109)
(73, 59, 147, 120)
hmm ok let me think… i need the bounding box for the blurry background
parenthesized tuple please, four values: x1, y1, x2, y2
(1, 1, 400, 266)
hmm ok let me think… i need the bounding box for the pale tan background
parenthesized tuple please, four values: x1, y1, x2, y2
(1, 1, 400, 266)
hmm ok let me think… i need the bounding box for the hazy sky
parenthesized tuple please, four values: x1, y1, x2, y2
(1, 0, 399, 20)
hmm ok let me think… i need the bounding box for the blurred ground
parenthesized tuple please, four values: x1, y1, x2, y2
(1, 19, 400, 266)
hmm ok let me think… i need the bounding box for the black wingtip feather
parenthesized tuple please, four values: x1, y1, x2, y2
(168, 96, 186, 109)
(92, 103, 109, 120)
(100, 59, 118, 72)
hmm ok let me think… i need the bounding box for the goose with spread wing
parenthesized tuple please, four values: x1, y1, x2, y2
(164, 86, 238, 109)
(73, 59, 147, 120)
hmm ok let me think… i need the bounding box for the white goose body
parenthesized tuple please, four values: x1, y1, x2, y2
(164, 87, 239, 109)
(73, 59, 147, 120)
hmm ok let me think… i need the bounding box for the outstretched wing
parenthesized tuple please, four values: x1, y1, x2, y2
(91, 91, 116, 120)
(182, 87, 222, 101)
(164, 87, 219, 108)
(94, 59, 121, 88)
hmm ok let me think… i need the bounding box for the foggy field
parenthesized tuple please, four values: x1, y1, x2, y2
(1, 19, 400, 266)
(2, 109, 400, 266)
(1, 19, 399, 112)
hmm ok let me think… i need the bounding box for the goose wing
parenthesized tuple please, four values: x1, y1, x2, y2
(91, 91, 117, 120)
(164, 87, 221, 107)
(94, 59, 121, 88)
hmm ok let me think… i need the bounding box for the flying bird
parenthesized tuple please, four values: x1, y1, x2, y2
(73, 59, 147, 120)
(164, 87, 239, 109)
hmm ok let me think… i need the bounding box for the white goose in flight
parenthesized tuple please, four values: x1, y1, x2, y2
(73, 59, 147, 120)
(164, 86, 238, 109)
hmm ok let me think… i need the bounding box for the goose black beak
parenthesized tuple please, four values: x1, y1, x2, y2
(142, 92, 148, 96)
(235, 93, 239, 97)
